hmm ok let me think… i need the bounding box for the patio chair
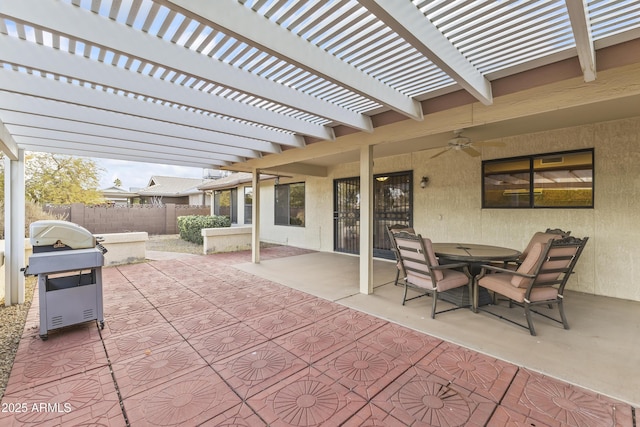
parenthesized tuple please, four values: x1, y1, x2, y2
(385, 224, 416, 287)
(394, 232, 472, 319)
(515, 228, 571, 264)
(473, 235, 588, 336)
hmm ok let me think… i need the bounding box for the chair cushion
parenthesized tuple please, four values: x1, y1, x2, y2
(520, 232, 563, 262)
(407, 268, 468, 292)
(478, 273, 559, 302)
(511, 242, 543, 288)
(422, 238, 444, 281)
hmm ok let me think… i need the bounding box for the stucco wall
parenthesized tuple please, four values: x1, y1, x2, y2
(255, 116, 640, 301)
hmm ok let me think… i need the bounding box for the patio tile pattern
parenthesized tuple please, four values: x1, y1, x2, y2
(1, 245, 636, 426)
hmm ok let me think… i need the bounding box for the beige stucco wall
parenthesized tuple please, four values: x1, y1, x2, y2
(202, 226, 252, 253)
(255, 116, 640, 302)
(100, 232, 148, 266)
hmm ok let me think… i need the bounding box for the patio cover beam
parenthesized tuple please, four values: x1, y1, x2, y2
(3, 113, 245, 163)
(0, 118, 19, 160)
(8, 128, 237, 166)
(162, 0, 421, 122)
(358, 0, 493, 106)
(238, 62, 640, 171)
(565, 0, 597, 82)
(0, 93, 266, 159)
(0, 70, 287, 153)
(15, 141, 221, 169)
(260, 163, 328, 178)
(0, 35, 315, 145)
(0, 1, 347, 137)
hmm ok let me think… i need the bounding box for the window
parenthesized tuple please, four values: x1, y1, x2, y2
(483, 149, 593, 208)
(244, 186, 252, 224)
(275, 182, 305, 226)
(213, 188, 238, 222)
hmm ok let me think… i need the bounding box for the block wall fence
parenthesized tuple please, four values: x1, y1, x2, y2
(44, 203, 210, 235)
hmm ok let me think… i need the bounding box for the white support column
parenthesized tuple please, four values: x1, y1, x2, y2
(4, 149, 25, 306)
(359, 146, 374, 294)
(251, 169, 261, 264)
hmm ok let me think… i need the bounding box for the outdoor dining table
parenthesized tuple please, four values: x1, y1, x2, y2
(431, 242, 521, 306)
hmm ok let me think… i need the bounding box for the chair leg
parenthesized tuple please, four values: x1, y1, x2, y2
(402, 283, 408, 306)
(431, 289, 438, 319)
(394, 269, 400, 286)
(524, 303, 537, 336)
(472, 280, 479, 313)
(558, 299, 570, 330)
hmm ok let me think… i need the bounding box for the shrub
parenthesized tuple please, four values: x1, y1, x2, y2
(177, 215, 231, 245)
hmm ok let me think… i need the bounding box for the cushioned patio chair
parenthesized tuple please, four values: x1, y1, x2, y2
(473, 235, 588, 336)
(385, 224, 416, 286)
(514, 228, 571, 265)
(394, 231, 472, 319)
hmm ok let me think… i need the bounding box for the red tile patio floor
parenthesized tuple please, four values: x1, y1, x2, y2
(1, 246, 636, 426)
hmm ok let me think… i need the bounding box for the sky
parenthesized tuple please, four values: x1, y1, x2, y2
(93, 158, 213, 191)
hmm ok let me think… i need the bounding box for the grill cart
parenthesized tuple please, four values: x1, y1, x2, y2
(24, 220, 107, 340)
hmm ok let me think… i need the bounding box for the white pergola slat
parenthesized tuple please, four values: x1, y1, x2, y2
(0, 112, 249, 164)
(566, 0, 597, 82)
(0, 71, 291, 152)
(11, 131, 232, 167)
(161, 0, 421, 122)
(0, 34, 322, 143)
(0, 0, 636, 170)
(0, 91, 268, 159)
(0, 118, 18, 160)
(357, 0, 493, 105)
(0, 0, 365, 135)
(17, 141, 218, 169)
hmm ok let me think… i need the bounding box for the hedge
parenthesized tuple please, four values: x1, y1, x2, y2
(177, 215, 231, 244)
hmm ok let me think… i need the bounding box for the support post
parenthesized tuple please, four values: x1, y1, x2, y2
(251, 169, 261, 263)
(4, 149, 25, 305)
(359, 146, 374, 294)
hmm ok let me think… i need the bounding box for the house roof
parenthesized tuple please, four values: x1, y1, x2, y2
(1, 1, 639, 170)
(100, 186, 139, 198)
(137, 176, 211, 197)
(198, 172, 276, 191)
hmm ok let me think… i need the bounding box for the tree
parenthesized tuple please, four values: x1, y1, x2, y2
(113, 178, 122, 188)
(23, 153, 105, 204)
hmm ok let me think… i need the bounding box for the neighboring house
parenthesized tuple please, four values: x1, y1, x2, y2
(99, 186, 139, 206)
(198, 172, 275, 224)
(137, 176, 213, 206)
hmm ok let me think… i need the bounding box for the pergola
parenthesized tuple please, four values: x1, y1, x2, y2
(2, 0, 640, 304)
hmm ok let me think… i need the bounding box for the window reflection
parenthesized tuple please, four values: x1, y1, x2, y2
(483, 149, 593, 208)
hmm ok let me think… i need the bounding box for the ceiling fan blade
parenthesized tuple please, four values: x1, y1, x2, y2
(462, 146, 481, 157)
(430, 148, 450, 159)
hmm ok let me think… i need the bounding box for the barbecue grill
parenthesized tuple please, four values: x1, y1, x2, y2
(24, 220, 107, 340)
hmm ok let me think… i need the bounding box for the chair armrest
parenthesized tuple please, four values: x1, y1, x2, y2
(433, 262, 471, 279)
(432, 262, 468, 270)
(476, 264, 535, 279)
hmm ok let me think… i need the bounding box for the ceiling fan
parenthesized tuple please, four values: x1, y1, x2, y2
(430, 129, 504, 159)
